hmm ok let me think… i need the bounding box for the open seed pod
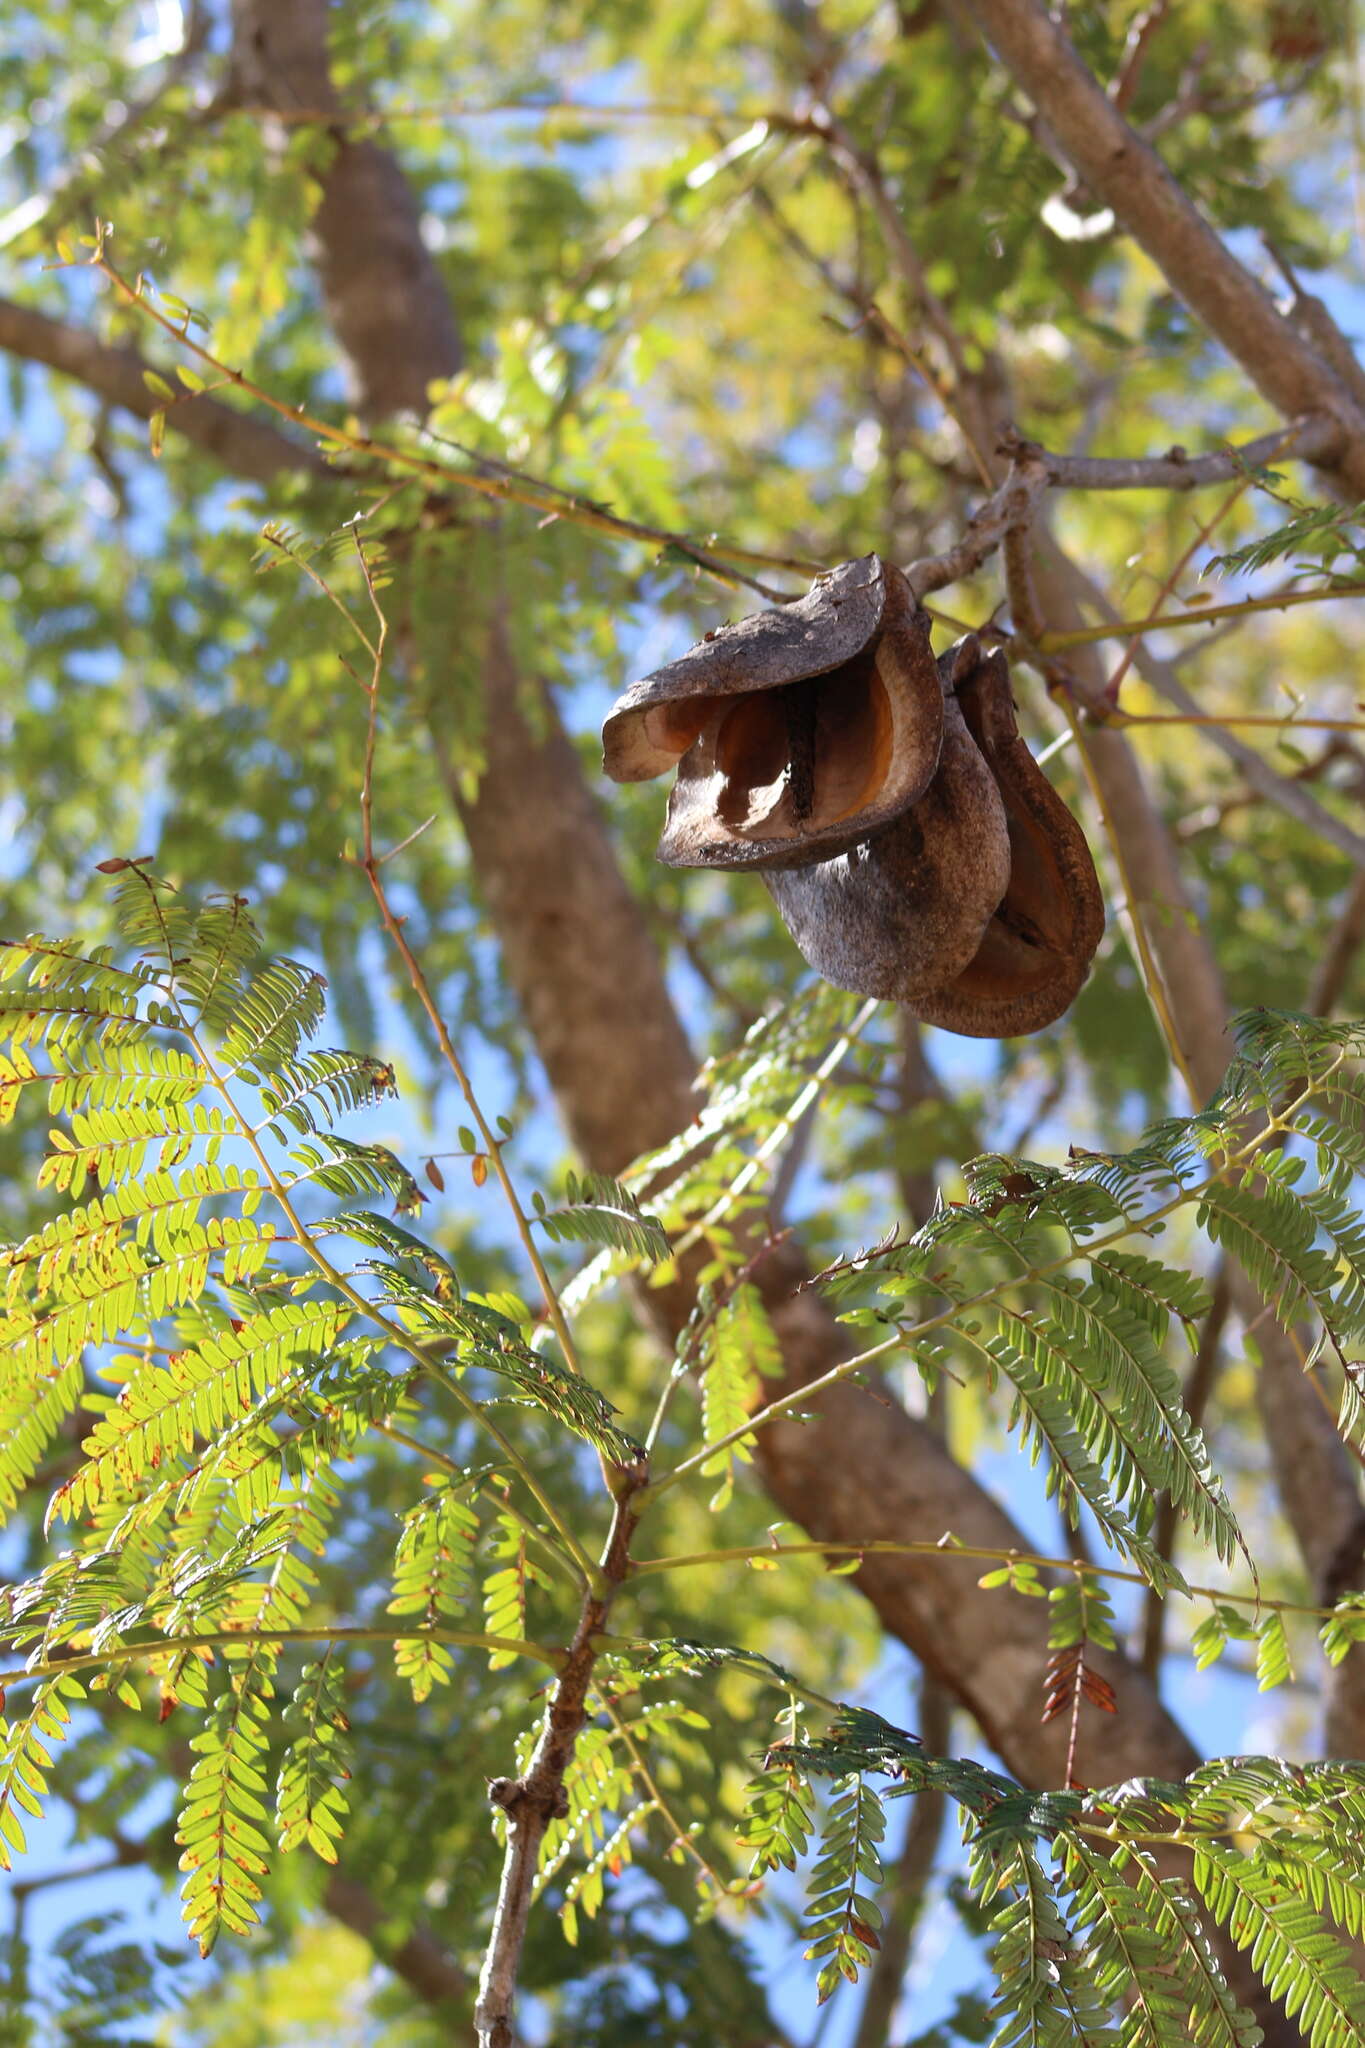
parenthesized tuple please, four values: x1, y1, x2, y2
(905, 637, 1105, 1038)
(601, 555, 944, 871)
(763, 687, 1011, 1002)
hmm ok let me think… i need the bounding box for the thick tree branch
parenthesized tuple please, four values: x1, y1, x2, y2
(227, 0, 463, 416)
(955, 0, 1365, 491)
(0, 294, 325, 486)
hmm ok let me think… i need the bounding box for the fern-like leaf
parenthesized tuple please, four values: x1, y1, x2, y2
(276, 1656, 352, 1863)
(1193, 1840, 1365, 2048)
(533, 1171, 669, 1265)
(387, 1486, 480, 1699)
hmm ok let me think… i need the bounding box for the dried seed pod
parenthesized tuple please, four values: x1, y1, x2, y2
(905, 637, 1104, 1038)
(764, 689, 1010, 1002)
(601, 555, 944, 870)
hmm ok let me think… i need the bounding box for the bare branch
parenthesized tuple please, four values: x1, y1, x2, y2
(1008, 416, 1340, 491)
(904, 453, 1049, 599)
(474, 1476, 648, 2048)
(1108, 0, 1171, 114)
(956, 0, 1365, 489)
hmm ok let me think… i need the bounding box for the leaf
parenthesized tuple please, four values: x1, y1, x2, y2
(533, 1170, 669, 1264)
(387, 1487, 479, 1698)
(175, 1654, 275, 1955)
(1193, 1840, 1365, 2048)
(276, 1657, 352, 1862)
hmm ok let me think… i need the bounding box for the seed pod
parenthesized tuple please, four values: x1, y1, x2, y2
(905, 637, 1104, 1038)
(764, 688, 1010, 1001)
(601, 556, 944, 870)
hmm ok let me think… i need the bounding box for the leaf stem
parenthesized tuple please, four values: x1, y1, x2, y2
(374, 1420, 581, 1585)
(1037, 579, 1365, 650)
(0, 1622, 559, 1694)
(345, 536, 599, 1416)
(91, 249, 815, 601)
(628, 1536, 1347, 1622)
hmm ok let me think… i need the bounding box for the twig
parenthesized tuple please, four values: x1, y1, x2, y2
(812, 110, 998, 488)
(88, 246, 814, 602)
(601, 1694, 736, 1896)
(222, 94, 820, 135)
(666, 996, 880, 1258)
(1108, 0, 1171, 113)
(1104, 470, 1256, 701)
(625, 1537, 1348, 1623)
(903, 453, 1050, 599)
(1051, 551, 1365, 868)
(1010, 416, 1337, 490)
(0, 1622, 559, 1693)
(474, 1470, 649, 2048)
(1110, 710, 1365, 736)
(849, 1676, 951, 2048)
(1036, 579, 1365, 648)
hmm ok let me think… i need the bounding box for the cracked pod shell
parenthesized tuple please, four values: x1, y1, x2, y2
(906, 637, 1105, 1038)
(763, 689, 1011, 1002)
(601, 556, 944, 871)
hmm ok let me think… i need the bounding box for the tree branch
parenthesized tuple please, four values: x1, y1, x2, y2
(955, 0, 1365, 490)
(226, 0, 463, 417)
(1004, 417, 1341, 491)
(0, 294, 326, 486)
(1310, 870, 1365, 1015)
(474, 1475, 648, 2048)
